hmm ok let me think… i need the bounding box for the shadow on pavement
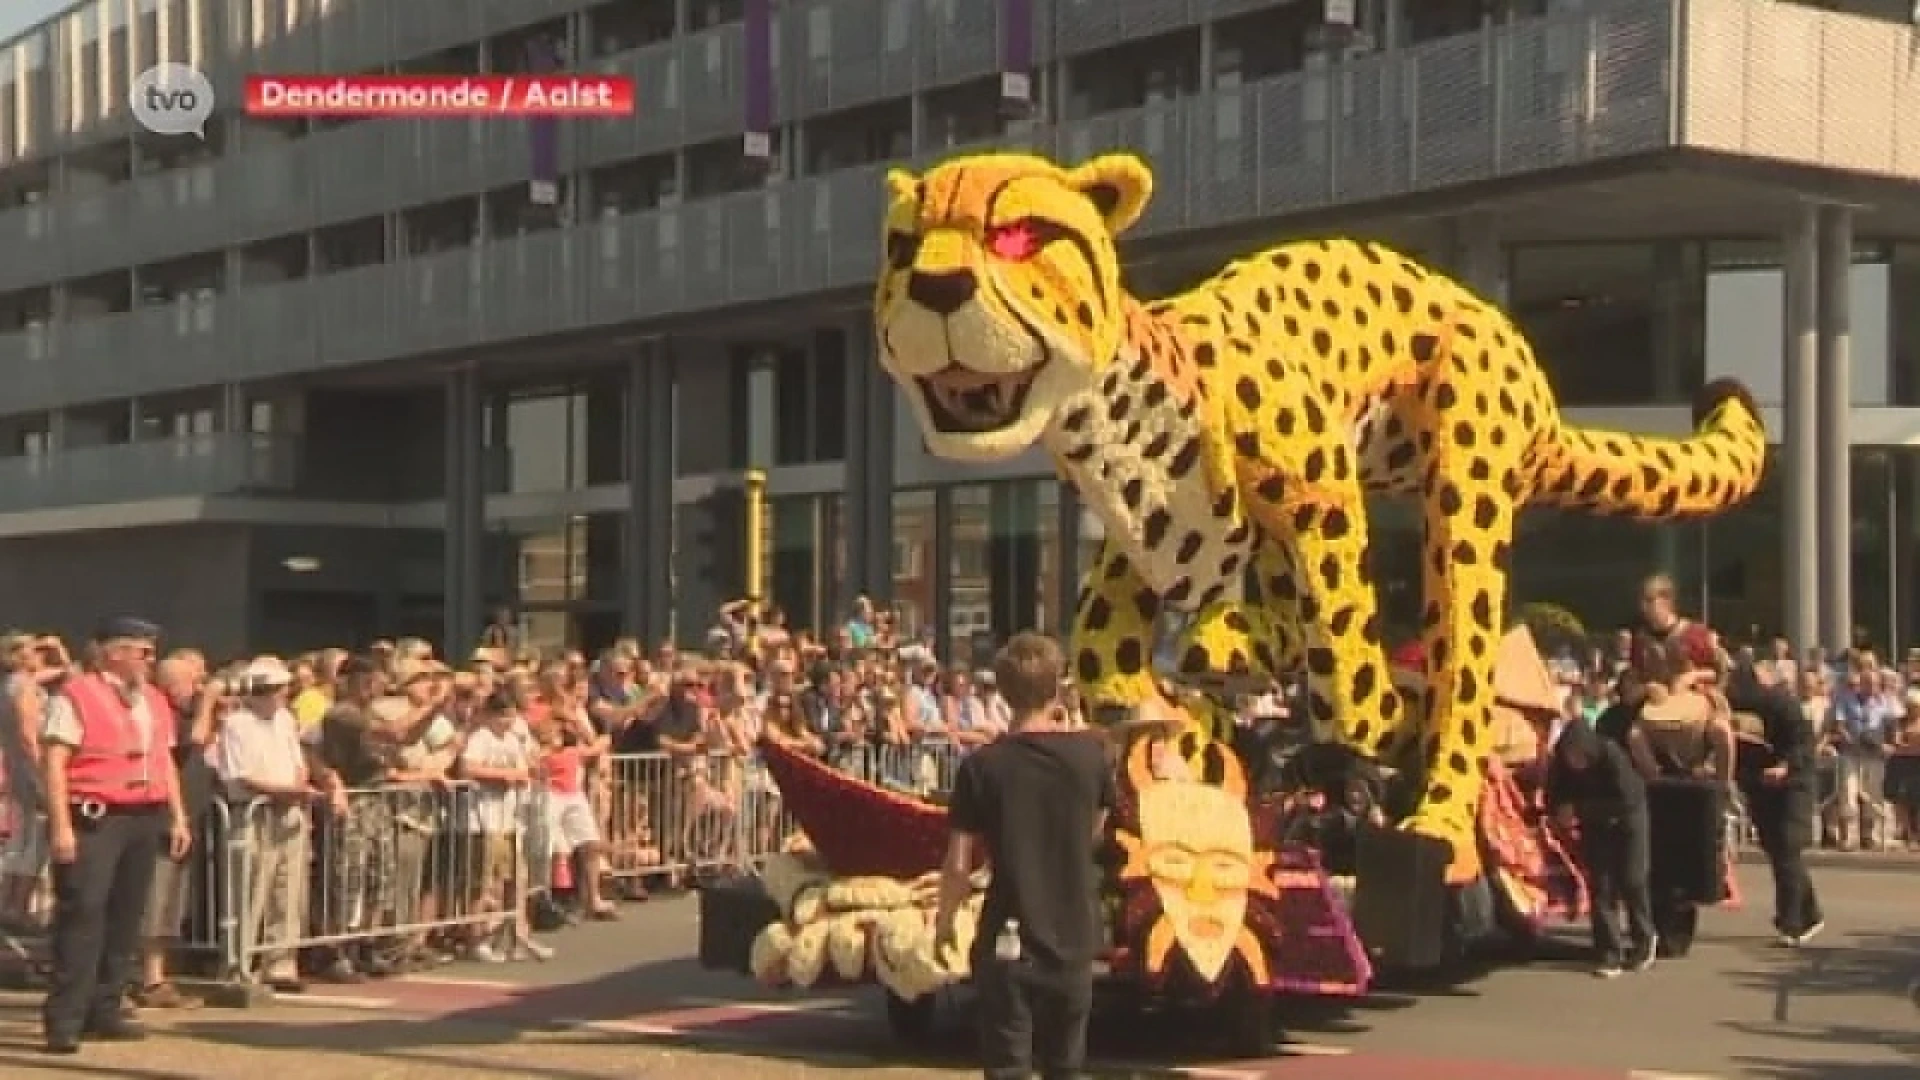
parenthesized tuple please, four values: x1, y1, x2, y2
(1734, 1059, 1919, 1080)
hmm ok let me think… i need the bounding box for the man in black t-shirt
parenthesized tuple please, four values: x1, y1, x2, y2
(938, 633, 1113, 1080)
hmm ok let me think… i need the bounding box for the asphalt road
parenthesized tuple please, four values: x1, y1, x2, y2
(0, 860, 1909, 1079)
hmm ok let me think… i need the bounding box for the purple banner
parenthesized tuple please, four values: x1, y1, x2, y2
(526, 37, 560, 204)
(744, 0, 772, 160)
(999, 0, 1032, 107)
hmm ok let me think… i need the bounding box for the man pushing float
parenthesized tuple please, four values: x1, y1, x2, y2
(700, 149, 1766, 1052)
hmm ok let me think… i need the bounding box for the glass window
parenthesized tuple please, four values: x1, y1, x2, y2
(891, 490, 935, 640)
(1510, 243, 1668, 405)
(770, 496, 824, 632)
(504, 391, 571, 493)
(1707, 241, 1892, 407)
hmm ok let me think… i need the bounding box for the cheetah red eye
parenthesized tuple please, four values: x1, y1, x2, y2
(985, 220, 1043, 261)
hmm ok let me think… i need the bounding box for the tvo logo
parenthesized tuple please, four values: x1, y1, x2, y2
(130, 63, 214, 137)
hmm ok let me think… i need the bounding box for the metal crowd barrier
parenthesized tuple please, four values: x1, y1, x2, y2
(0, 743, 981, 989)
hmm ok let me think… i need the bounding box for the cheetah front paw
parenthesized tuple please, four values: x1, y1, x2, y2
(1399, 807, 1482, 886)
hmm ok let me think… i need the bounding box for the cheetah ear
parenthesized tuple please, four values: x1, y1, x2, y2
(885, 168, 922, 207)
(1062, 154, 1153, 235)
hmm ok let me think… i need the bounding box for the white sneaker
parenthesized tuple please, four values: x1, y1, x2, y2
(1791, 920, 1826, 947)
(1593, 961, 1625, 979)
(466, 942, 505, 964)
(515, 939, 555, 962)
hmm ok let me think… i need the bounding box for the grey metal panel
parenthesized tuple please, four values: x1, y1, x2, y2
(391, 0, 487, 62)
(3, 1, 1680, 409)
(577, 27, 746, 169)
(0, 434, 299, 514)
(917, 0, 999, 85)
(1052, 0, 1202, 54)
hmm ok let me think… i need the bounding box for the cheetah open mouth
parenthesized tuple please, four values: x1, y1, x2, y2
(917, 362, 1044, 434)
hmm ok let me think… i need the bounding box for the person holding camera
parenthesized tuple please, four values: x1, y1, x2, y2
(38, 617, 191, 1054)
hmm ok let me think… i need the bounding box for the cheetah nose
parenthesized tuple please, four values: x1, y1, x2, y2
(906, 269, 978, 316)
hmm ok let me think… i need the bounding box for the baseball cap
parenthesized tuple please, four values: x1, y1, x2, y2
(239, 656, 294, 689)
(94, 616, 160, 643)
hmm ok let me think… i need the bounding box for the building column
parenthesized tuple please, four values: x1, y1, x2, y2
(843, 321, 896, 606)
(932, 488, 954, 662)
(1817, 204, 1854, 655)
(1781, 205, 1821, 654)
(442, 366, 485, 653)
(623, 340, 676, 647)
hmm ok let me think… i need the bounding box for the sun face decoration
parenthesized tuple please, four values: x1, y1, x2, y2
(1114, 732, 1279, 986)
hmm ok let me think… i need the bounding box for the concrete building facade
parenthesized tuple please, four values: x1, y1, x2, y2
(3, 0, 1920, 661)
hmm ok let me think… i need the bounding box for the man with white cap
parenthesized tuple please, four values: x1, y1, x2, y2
(217, 655, 323, 993)
(38, 616, 191, 1054)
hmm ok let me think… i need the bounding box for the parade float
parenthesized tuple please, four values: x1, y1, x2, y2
(700, 149, 1766, 1053)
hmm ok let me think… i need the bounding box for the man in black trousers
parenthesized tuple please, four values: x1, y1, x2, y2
(1546, 721, 1657, 978)
(1726, 659, 1824, 946)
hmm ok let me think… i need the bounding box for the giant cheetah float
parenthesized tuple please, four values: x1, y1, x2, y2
(874, 152, 1767, 886)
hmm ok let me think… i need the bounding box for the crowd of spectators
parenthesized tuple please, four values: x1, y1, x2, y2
(3, 596, 1919, 1010)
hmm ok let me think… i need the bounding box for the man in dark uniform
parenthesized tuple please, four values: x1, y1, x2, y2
(38, 618, 192, 1054)
(1727, 657, 1824, 946)
(1545, 721, 1656, 977)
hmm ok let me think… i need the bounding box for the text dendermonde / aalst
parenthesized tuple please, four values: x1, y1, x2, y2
(243, 75, 632, 117)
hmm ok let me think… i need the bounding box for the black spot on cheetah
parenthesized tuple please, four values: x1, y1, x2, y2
(1434, 384, 1458, 410)
(1108, 395, 1132, 424)
(1193, 342, 1218, 368)
(1390, 284, 1414, 314)
(1133, 588, 1159, 620)
(1121, 477, 1144, 508)
(1304, 261, 1322, 282)
(1223, 609, 1253, 634)
(1062, 406, 1090, 431)
(1303, 449, 1328, 482)
(1275, 409, 1297, 436)
(1452, 422, 1476, 447)
(1456, 667, 1479, 704)
(1301, 397, 1326, 433)
(1471, 495, 1499, 530)
(1076, 650, 1103, 683)
(1115, 639, 1145, 675)
(1447, 751, 1472, 776)
(1235, 433, 1261, 458)
(1169, 439, 1200, 478)
(1164, 578, 1193, 608)
(1255, 289, 1273, 312)
(1083, 595, 1113, 631)
(1180, 644, 1211, 673)
(1142, 380, 1168, 408)
(1321, 508, 1351, 540)
(1429, 783, 1455, 804)
(1235, 377, 1261, 409)
(1450, 540, 1477, 565)
(1257, 475, 1286, 503)
(1437, 485, 1464, 516)
(1143, 510, 1173, 549)
(1468, 590, 1494, 629)
(1176, 532, 1204, 563)
(1311, 329, 1333, 357)
(1352, 662, 1378, 704)
(1075, 302, 1095, 327)
(1306, 647, 1336, 676)
(1143, 431, 1171, 458)
(1328, 605, 1357, 637)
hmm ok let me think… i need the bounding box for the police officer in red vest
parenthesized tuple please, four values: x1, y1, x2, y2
(38, 617, 191, 1054)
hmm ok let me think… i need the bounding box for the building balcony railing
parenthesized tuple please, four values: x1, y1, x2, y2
(0, 434, 300, 515)
(0, 0, 1678, 413)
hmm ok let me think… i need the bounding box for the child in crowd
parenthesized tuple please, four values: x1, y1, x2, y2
(457, 690, 554, 962)
(534, 713, 617, 920)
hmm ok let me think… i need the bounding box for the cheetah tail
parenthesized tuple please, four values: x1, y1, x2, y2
(1528, 379, 1768, 519)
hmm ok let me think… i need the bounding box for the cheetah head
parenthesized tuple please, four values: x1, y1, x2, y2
(875, 152, 1152, 462)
